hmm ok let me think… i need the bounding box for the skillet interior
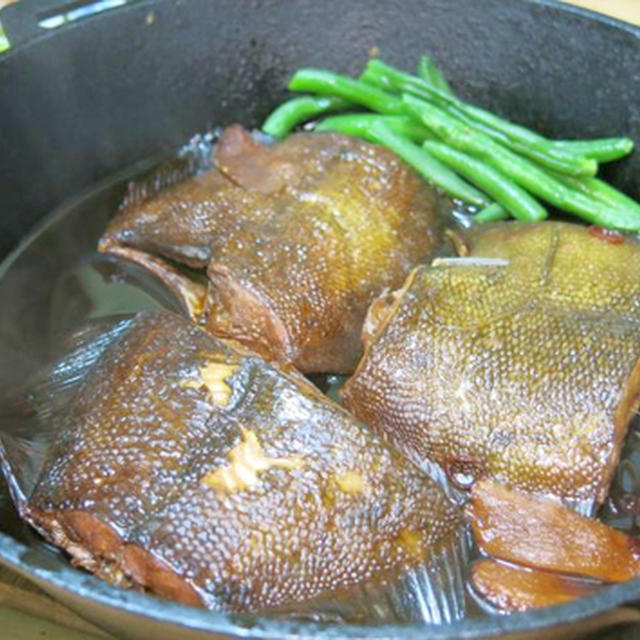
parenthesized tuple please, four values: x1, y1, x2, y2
(0, 0, 638, 637)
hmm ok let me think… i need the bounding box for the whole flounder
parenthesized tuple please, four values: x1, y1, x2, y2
(20, 311, 463, 621)
(99, 126, 442, 374)
(342, 222, 640, 513)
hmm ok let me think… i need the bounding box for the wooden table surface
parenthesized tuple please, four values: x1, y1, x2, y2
(0, 0, 638, 638)
(566, 0, 640, 24)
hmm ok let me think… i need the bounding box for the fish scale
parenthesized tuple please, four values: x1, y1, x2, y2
(342, 222, 640, 513)
(99, 126, 441, 374)
(16, 311, 465, 622)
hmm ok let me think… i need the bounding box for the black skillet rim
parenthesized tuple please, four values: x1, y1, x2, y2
(0, 0, 638, 637)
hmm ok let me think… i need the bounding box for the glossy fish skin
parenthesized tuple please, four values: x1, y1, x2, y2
(24, 311, 461, 614)
(99, 126, 441, 373)
(342, 222, 640, 507)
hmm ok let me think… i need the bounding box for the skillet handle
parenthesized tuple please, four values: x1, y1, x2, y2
(0, 0, 126, 49)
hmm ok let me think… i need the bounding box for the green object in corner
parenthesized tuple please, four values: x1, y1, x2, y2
(0, 22, 10, 54)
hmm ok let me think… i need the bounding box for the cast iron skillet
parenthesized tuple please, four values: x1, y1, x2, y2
(0, 1, 639, 638)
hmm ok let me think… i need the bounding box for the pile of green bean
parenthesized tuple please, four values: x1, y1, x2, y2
(261, 56, 639, 230)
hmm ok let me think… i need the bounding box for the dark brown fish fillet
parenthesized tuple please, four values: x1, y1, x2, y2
(22, 311, 462, 615)
(99, 126, 441, 373)
(342, 222, 640, 509)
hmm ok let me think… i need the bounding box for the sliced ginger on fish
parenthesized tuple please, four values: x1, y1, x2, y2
(201, 428, 305, 494)
(181, 361, 238, 406)
(21, 311, 463, 615)
(333, 471, 366, 494)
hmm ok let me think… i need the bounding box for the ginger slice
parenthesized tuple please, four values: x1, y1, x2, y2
(471, 559, 600, 612)
(201, 429, 304, 494)
(181, 361, 238, 406)
(468, 481, 640, 583)
(334, 471, 366, 494)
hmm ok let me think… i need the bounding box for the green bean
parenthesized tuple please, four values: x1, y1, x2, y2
(475, 203, 509, 223)
(551, 173, 640, 218)
(360, 66, 396, 92)
(404, 95, 640, 231)
(551, 138, 634, 162)
(261, 96, 350, 139)
(422, 141, 546, 221)
(463, 101, 576, 158)
(364, 60, 597, 176)
(416, 56, 437, 84)
(288, 68, 404, 115)
(416, 55, 452, 94)
(441, 103, 597, 177)
(504, 137, 597, 176)
(368, 59, 534, 137)
(367, 122, 490, 206)
(364, 59, 450, 100)
(315, 114, 432, 143)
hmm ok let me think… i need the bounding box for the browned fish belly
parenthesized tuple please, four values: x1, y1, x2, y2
(21, 311, 462, 617)
(342, 222, 640, 510)
(99, 126, 441, 374)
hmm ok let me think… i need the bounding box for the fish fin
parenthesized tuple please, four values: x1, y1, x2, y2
(267, 526, 470, 624)
(119, 132, 218, 211)
(0, 317, 134, 501)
